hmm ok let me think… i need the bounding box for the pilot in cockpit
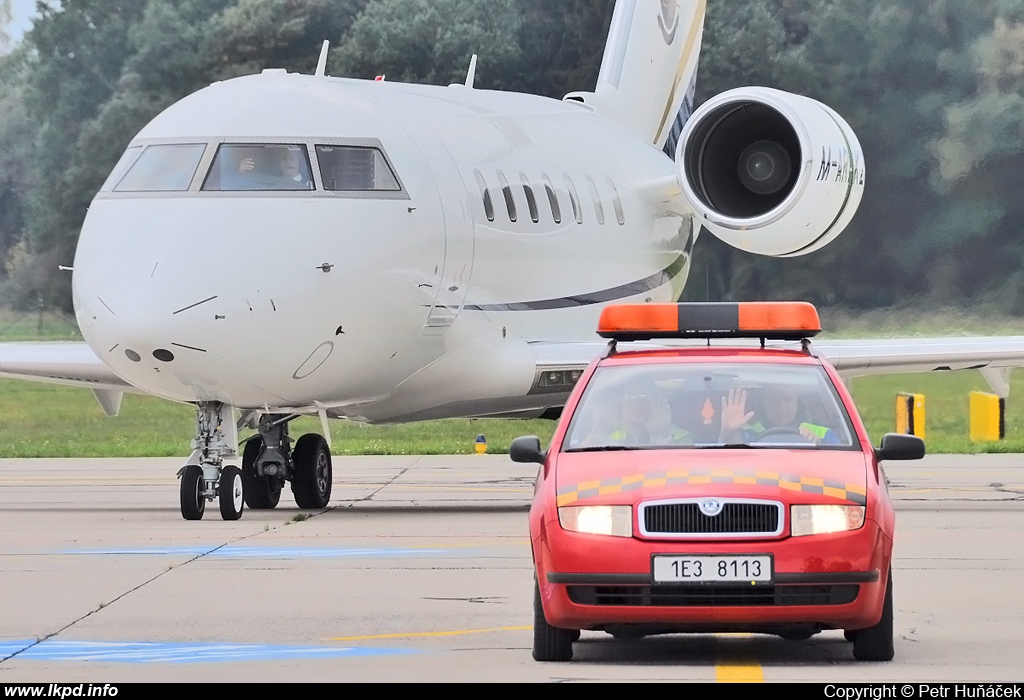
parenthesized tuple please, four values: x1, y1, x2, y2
(213, 145, 313, 191)
(233, 146, 261, 177)
(277, 148, 313, 189)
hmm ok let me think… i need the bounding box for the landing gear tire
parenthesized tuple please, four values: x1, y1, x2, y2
(218, 465, 244, 520)
(180, 465, 205, 521)
(292, 434, 332, 509)
(241, 438, 282, 509)
(532, 581, 574, 661)
(853, 568, 894, 661)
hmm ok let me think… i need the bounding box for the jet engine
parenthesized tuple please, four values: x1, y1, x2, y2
(675, 87, 864, 257)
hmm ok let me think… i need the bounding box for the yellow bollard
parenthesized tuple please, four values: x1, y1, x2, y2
(475, 434, 487, 454)
(969, 391, 1004, 441)
(895, 393, 925, 438)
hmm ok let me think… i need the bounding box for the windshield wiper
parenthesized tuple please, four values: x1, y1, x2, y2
(692, 443, 757, 449)
(564, 445, 636, 452)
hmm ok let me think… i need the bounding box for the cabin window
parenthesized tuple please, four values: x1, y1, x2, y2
(542, 174, 561, 224)
(607, 177, 625, 225)
(497, 171, 517, 222)
(564, 175, 582, 224)
(101, 146, 144, 192)
(316, 145, 399, 191)
(114, 144, 206, 192)
(586, 175, 605, 225)
(202, 144, 314, 191)
(520, 172, 540, 223)
(474, 170, 494, 222)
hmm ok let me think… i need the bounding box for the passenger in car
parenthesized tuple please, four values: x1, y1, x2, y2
(719, 385, 839, 445)
(577, 385, 691, 448)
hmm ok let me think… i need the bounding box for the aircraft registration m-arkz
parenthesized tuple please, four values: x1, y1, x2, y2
(2, 0, 1023, 520)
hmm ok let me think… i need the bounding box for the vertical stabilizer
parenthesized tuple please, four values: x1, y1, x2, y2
(567, 0, 705, 155)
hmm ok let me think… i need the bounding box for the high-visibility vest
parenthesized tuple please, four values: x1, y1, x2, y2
(610, 427, 692, 445)
(746, 421, 833, 442)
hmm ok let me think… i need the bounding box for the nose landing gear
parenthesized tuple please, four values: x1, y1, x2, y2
(177, 403, 333, 521)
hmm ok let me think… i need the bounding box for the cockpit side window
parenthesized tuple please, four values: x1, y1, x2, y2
(316, 145, 399, 191)
(114, 144, 206, 192)
(202, 144, 314, 191)
(101, 146, 144, 192)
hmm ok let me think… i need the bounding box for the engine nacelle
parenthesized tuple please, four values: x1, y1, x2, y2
(676, 87, 864, 257)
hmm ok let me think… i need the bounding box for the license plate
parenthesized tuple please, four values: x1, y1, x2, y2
(653, 555, 773, 583)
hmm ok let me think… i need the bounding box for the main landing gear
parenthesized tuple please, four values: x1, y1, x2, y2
(177, 402, 333, 521)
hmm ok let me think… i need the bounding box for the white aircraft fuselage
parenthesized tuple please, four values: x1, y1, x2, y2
(73, 72, 691, 422)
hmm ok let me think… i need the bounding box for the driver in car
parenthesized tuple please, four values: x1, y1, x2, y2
(718, 385, 839, 445)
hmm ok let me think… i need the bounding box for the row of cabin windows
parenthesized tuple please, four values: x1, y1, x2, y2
(474, 170, 625, 227)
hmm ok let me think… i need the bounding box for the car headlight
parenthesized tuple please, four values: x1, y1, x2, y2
(558, 506, 633, 537)
(790, 505, 865, 536)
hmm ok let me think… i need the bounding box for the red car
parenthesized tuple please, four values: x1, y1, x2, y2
(511, 302, 924, 662)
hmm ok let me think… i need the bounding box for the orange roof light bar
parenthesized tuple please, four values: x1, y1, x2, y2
(598, 302, 821, 341)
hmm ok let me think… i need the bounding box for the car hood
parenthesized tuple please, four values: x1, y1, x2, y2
(554, 449, 869, 507)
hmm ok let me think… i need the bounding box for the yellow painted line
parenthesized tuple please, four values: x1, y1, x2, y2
(716, 663, 764, 682)
(329, 625, 531, 641)
(715, 633, 764, 683)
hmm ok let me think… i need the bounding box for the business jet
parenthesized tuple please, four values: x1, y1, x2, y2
(3, 0, 1024, 521)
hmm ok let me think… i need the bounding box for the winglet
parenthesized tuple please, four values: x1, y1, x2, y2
(465, 54, 477, 88)
(315, 40, 329, 77)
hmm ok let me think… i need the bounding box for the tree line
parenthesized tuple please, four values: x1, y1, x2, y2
(1, 0, 1023, 312)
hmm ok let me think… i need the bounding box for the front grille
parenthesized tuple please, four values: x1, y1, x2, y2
(567, 584, 858, 607)
(641, 500, 782, 536)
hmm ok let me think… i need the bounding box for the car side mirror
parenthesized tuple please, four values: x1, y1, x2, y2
(509, 435, 546, 464)
(874, 433, 925, 461)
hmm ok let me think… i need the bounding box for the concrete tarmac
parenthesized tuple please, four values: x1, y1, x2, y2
(0, 453, 1022, 682)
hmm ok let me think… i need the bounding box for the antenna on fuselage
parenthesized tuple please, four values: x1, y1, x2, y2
(465, 54, 477, 88)
(315, 40, 329, 77)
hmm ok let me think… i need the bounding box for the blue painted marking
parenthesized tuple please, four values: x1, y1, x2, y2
(0, 640, 415, 664)
(59, 546, 476, 558)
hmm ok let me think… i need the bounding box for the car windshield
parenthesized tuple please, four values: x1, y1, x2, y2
(562, 362, 856, 451)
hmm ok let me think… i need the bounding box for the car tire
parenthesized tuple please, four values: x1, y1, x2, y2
(844, 630, 857, 642)
(853, 567, 894, 661)
(532, 581, 574, 662)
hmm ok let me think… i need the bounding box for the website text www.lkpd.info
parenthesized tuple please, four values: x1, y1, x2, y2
(4, 685, 117, 698)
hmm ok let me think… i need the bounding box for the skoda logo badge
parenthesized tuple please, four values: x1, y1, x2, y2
(699, 498, 723, 516)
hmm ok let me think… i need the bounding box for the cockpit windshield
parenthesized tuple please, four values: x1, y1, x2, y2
(563, 363, 856, 451)
(202, 144, 314, 191)
(315, 145, 400, 191)
(113, 144, 206, 192)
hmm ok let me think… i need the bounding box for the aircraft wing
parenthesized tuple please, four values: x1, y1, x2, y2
(533, 336, 1024, 398)
(813, 337, 1024, 374)
(0, 342, 139, 404)
(812, 336, 1024, 396)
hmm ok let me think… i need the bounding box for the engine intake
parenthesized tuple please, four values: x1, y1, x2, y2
(676, 87, 864, 257)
